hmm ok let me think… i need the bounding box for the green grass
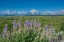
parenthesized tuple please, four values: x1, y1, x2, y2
(0, 16, 64, 33)
(0, 16, 64, 42)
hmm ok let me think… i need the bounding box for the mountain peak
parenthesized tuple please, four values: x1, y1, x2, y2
(30, 9, 38, 14)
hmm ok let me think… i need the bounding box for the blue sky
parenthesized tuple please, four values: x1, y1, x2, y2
(0, 0, 64, 12)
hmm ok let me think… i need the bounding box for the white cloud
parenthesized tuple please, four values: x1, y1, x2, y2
(30, 9, 38, 14)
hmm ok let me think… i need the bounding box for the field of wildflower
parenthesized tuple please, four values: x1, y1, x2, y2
(0, 16, 64, 42)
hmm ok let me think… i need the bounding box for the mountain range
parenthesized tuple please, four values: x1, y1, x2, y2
(0, 9, 64, 16)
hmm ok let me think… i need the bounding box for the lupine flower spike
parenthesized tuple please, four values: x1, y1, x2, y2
(33, 19, 37, 28)
(2, 24, 9, 39)
(3, 24, 8, 33)
(29, 20, 33, 28)
(18, 18, 22, 29)
(24, 20, 28, 28)
(13, 18, 17, 32)
(49, 22, 53, 35)
(31, 19, 33, 28)
(18, 18, 22, 33)
(37, 19, 41, 28)
(45, 25, 49, 37)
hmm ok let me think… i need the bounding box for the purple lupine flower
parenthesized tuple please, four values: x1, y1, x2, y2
(33, 19, 37, 28)
(2, 24, 8, 39)
(45, 25, 49, 33)
(27, 21, 31, 28)
(18, 18, 22, 29)
(24, 20, 29, 28)
(30, 21, 32, 26)
(29, 19, 33, 28)
(49, 22, 53, 34)
(3, 24, 8, 33)
(35, 19, 40, 28)
(36, 22, 41, 28)
(13, 18, 17, 31)
(29, 20, 33, 28)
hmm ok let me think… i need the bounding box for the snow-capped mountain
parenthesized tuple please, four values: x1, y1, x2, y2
(30, 9, 38, 14)
(0, 9, 64, 16)
(26, 9, 41, 15)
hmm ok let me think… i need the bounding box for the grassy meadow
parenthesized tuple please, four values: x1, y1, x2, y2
(0, 16, 64, 33)
(0, 16, 64, 42)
